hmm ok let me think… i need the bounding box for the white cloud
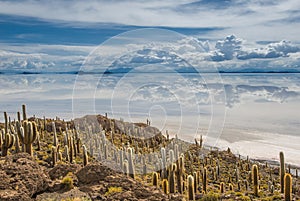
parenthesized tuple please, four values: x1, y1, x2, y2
(0, 0, 299, 41)
(210, 35, 300, 62)
(0, 44, 95, 72)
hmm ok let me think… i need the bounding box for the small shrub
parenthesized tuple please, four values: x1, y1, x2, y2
(61, 175, 74, 190)
(105, 186, 123, 196)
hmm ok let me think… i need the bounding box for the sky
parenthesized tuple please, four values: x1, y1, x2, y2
(0, 0, 300, 72)
(1, 0, 300, 164)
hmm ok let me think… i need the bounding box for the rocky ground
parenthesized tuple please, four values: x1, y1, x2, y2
(0, 153, 184, 201)
(0, 110, 299, 201)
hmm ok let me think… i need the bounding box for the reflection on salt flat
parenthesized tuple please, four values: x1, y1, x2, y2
(0, 73, 299, 164)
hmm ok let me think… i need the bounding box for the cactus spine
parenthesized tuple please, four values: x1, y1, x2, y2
(280, 151, 285, 193)
(284, 173, 292, 201)
(252, 164, 259, 196)
(187, 175, 195, 201)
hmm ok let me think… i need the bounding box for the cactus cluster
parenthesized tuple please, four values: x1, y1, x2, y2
(0, 104, 299, 201)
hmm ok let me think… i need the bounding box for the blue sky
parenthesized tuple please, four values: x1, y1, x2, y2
(0, 0, 300, 72)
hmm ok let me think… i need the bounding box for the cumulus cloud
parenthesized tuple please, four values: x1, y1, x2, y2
(0, 45, 93, 72)
(210, 35, 300, 62)
(211, 35, 243, 61)
(237, 40, 300, 60)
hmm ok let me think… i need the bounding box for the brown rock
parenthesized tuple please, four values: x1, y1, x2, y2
(0, 153, 50, 200)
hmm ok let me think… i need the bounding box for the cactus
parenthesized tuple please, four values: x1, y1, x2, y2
(280, 151, 285, 193)
(176, 155, 184, 193)
(168, 164, 176, 193)
(83, 145, 88, 166)
(252, 164, 259, 196)
(220, 182, 224, 193)
(22, 104, 27, 120)
(174, 144, 179, 160)
(104, 144, 108, 159)
(17, 111, 21, 123)
(143, 163, 147, 176)
(52, 122, 58, 147)
(229, 183, 233, 191)
(152, 172, 159, 187)
(64, 145, 70, 162)
(244, 180, 248, 191)
(123, 160, 129, 176)
(1, 133, 15, 156)
(169, 149, 174, 164)
(162, 179, 168, 194)
(58, 151, 62, 161)
(17, 121, 37, 156)
(235, 167, 239, 182)
(4, 112, 8, 134)
(14, 134, 20, 153)
(161, 147, 167, 179)
(36, 132, 41, 151)
(119, 149, 123, 169)
(128, 147, 135, 179)
(284, 173, 292, 201)
(187, 175, 195, 200)
(69, 136, 74, 163)
(203, 167, 207, 193)
(193, 171, 198, 193)
(52, 146, 57, 166)
(199, 135, 203, 148)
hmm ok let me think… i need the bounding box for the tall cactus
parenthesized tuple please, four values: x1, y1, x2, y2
(17, 121, 37, 156)
(220, 182, 224, 193)
(284, 173, 292, 201)
(64, 145, 70, 162)
(252, 164, 259, 196)
(161, 147, 167, 179)
(162, 179, 168, 194)
(176, 155, 184, 193)
(187, 175, 195, 201)
(152, 172, 159, 187)
(169, 163, 176, 193)
(82, 145, 88, 166)
(193, 171, 198, 193)
(17, 111, 21, 123)
(280, 151, 285, 193)
(52, 146, 57, 166)
(1, 133, 15, 156)
(203, 167, 207, 193)
(22, 104, 27, 121)
(52, 122, 58, 147)
(128, 147, 135, 179)
(4, 112, 8, 134)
